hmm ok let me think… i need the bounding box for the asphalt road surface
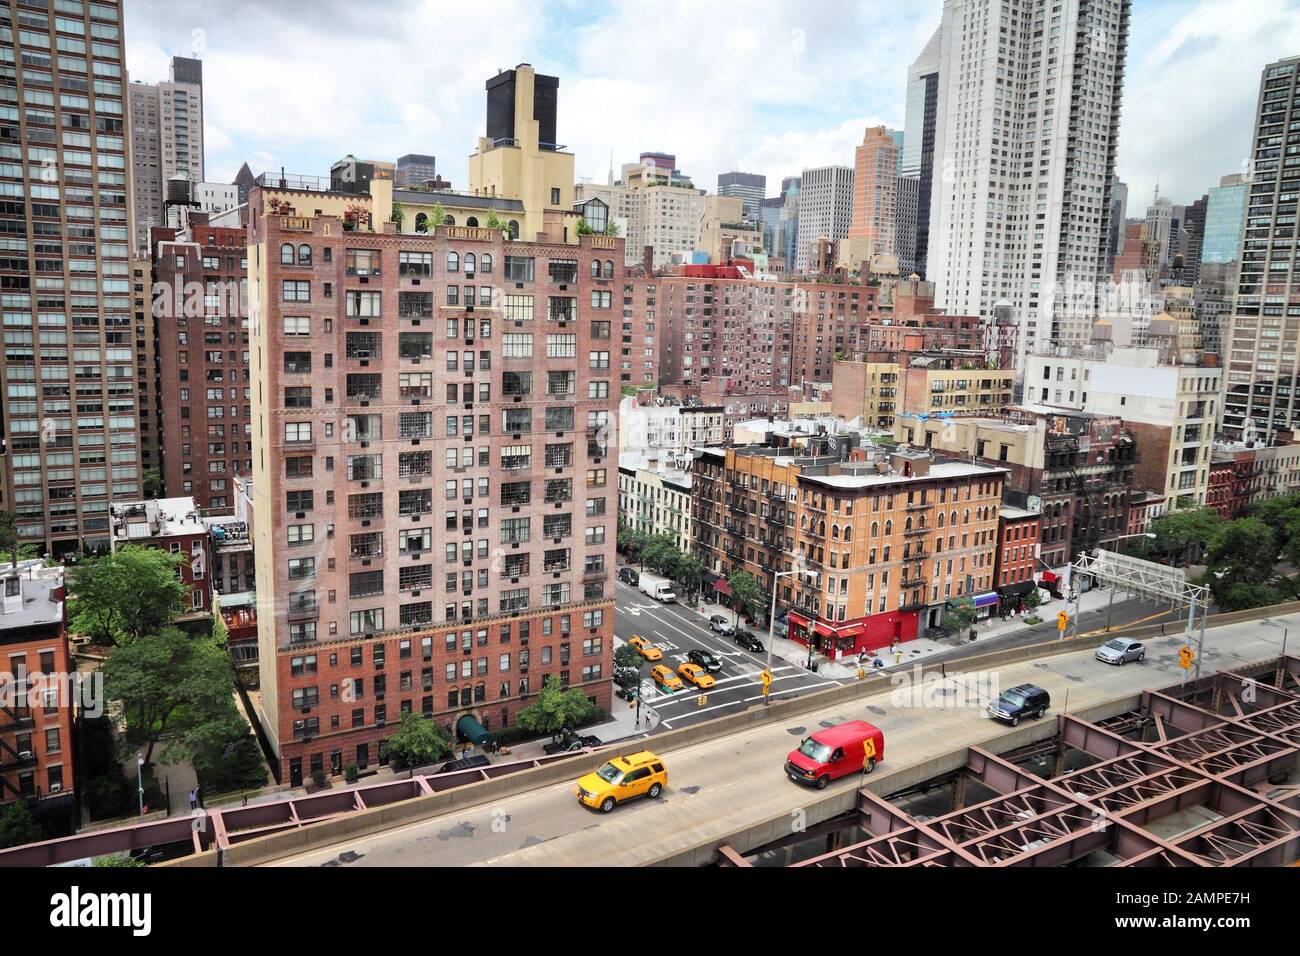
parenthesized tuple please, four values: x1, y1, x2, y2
(611, 579, 844, 730)
(267, 605, 1298, 867)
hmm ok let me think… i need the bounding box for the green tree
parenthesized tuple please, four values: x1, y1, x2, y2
(1022, 587, 1043, 611)
(0, 801, 40, 849)
(1150, 507, 1224, 567)
(0, 510, 18, 570)
(382, 710, 451, 771)
(391, 201, 405, 228)
(93, 852, 145, 867)
(1206, 517, 1279, 610)
(141, 467, 162, 499)
(603, 219, 622, 237)
(726, 570, 765, 628)
(516, 675, 598, 736)
(674, 553, 705, 601)
(100, 628, 244, 767)
(575, 217, 595, 236)
(68, 545, 190, 645)
(941, 596, 978, 634)
(613, 644, 644, 689)
(192, 733, 268, 794)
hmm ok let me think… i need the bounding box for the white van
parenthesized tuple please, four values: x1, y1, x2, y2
(638, 572, 677, 603)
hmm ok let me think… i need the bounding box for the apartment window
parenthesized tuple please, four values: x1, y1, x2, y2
(284, 422, 312, 444)
(399, 291, 434, 318)
(283, 316, 310, 336)
(346, 248, 381, 276)
(398, 251, 432, 276)
(502, 333, 533, 358)
(282, 280, 310, 302)
(346, 290, 382, 317)
(504, 294, 534, 322)
(547, 333, 576, 358)
(504, 256, 534, 282)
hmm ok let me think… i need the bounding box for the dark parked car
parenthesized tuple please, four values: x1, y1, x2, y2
(542, 732, 603, 756)
(687, 649, 723, 673)
(986, 683, 1051, 726)
(437, 754, 491, 774)
(734, 630, 764, 654)
(618, 567, 639, 586)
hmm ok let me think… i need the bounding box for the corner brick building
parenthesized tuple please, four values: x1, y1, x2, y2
(249, 191, 619, 785)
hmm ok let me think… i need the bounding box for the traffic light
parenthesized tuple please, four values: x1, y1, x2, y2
(1057, 611, 1070, 632)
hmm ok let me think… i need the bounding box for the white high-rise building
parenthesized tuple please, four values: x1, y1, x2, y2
(794, 165, 854, 273)
(927, 0, 1131, 373)
(129, 56, 206, 252)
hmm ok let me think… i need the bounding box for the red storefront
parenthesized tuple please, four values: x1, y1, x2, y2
(786, 609, 921, 660)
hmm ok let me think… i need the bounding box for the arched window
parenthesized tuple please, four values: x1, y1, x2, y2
(844, 526, 852, 542)
(884, 520, 893, 536)
(818, 520, 826, 537)
(950, 510, 958, 526)
(466, 217, 479, 228)
(508, 220, 519, 239)
(938, 512, 945, 528)
(602, 259, 614, 278)
(298, 244, 312, 265)
(905, 517, 913, 531)
(479, 253, 493, 273)
(871, 521, 879, 537)
(414, 212, 428, 232)
(591, 260, 600, 278)
(447, 251, 460, 273)
(964, 509, 970, 523)
(443, 214, 456, 226)
(280, 243, 294, 265)
(831, 525, 840, 541)
(464, 252, 476, 274)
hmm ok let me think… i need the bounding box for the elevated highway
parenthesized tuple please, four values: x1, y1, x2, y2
(259, 609, 1300, 867)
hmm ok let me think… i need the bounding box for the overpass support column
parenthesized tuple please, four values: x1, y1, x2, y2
(951, 773, 967, 812)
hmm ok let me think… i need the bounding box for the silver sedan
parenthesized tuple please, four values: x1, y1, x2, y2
(1096, 638, 1145, 665)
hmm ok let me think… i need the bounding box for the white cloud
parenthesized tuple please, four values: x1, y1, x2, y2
(1116, 0, 1300, 206)
(123, 0, 1296, 210)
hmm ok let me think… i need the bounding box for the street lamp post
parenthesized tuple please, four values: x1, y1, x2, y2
(136, 752, 145, 819)
(766, 568, 816, 706)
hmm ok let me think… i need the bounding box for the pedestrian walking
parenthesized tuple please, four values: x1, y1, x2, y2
(188, 788, 198, 811)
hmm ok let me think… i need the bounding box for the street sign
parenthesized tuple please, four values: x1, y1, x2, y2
(760, 669, 773, 687)
(697, 694, 708, 707)
(1179, 646, 1195, 670)
(863, 738, 877, 762)
(1057, 611, 1070, 632)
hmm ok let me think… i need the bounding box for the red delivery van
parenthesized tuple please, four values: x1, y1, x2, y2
(784, 720, 885, 789)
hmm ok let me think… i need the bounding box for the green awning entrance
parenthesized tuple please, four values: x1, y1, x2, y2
(456, 714, 492, 746)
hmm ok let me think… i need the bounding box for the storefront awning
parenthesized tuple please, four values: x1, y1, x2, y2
(787, 610, 811, 628)
(456, 714, 492, 746)
(972, 592, 1000, 609)
(714, 578, 731, 596)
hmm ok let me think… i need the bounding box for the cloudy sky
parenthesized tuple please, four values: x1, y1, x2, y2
(124, 0, 1300, 208)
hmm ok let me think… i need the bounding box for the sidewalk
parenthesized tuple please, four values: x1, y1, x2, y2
(683, 581, 1126, 678)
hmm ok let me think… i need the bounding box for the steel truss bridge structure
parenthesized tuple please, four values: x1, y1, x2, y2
(721, 656, 1300, 867)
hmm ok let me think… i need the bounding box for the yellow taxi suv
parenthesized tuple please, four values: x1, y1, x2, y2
(650, 664, 683, 691)
(678, 662, 716, 690)
(628, 636, 662, 662)
(576, 752, 668, 813)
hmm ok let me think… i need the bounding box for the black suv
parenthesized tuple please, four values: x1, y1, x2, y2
(987, 684, 1050, 726)
(733, 630, 764, 653)
(618, 567, 639, 586)
(687, 649, 723, 673)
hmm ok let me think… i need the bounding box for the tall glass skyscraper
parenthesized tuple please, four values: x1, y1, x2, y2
(1202, 174, 1249, 265)
(0, 0, 141, 555)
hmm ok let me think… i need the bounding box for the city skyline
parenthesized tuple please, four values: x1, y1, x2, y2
(125, 0, 1300, 208)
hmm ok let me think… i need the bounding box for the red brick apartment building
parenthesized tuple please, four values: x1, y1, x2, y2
(249, 197, 618, 785)
(0, 564, 75, 835)
(151, 225, 251, 513)
(656, 269, 878, 391)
